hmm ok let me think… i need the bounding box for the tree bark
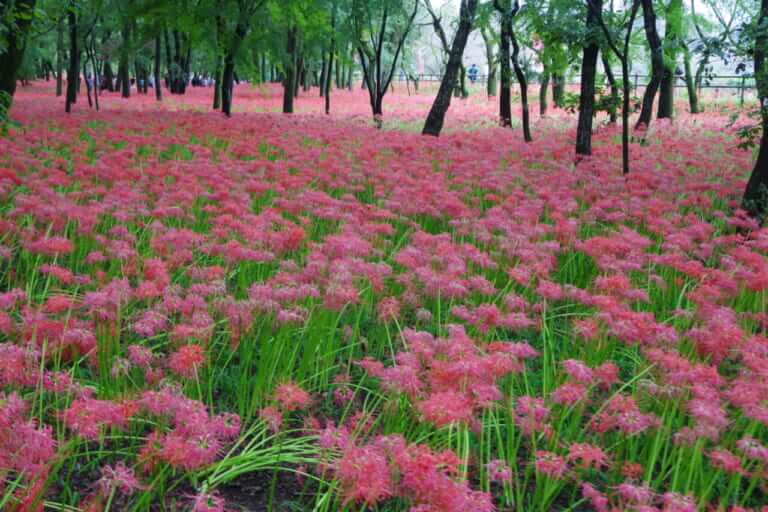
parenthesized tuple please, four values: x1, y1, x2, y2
(683, 43, 698, 114)
(423, 0, 479, 136)
(154, 35, 162, 101)
(602, 53, 618, 123)
(480, 27, 497, 97)
(539, 70, 550, 116)
(65, 1, 79, 113)
(575, 0, 602, 156)
(657, 0, 682, 119)
(511, 23, 532, 141)
(636, 0, 663, 128)
(222, 19, 248, 116)
(56, 18, 64, 97)
(118, 23, 131, 98)
(283, 26, 297, 114)
(325, 9, 336, 115)
(497, 2, 512, 127)
(0, 0, 37, 119)
(213, 13, 224, 109)
(83, 60, 92, 107)
(743, 0, 768, 219)
(552, 72, 565, 107)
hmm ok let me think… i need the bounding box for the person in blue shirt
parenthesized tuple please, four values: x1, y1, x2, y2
(468, 64, 479, 84)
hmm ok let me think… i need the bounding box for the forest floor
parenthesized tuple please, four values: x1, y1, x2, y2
(0, 82, 766, 512)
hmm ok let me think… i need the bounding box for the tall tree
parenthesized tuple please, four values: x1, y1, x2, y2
(588, 0, 641, 174)
(65, 0, 79, 112)
(575, 0, 602, 156)
(0, 0, 38, 120)
(354, 0, 419, 124)
(658, 0, 682, 119)
(221, 0, 266, 115)
(282, 24, 297, 113)
(508, 2, 531, 141)
(422, 0, 479, 136)
(495, 0, 512, 127)
(154, 34, 162, 101)
(636, 0, 664, 128)
(424, 0, 469, 98)
(480, 24, 498, 97)
(743, 0, 768, 219)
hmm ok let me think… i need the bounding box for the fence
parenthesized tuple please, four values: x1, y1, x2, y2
(396, 72, 756, 105)
(403, 72, 755, 90)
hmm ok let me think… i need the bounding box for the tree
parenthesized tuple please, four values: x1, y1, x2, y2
(353, 0, 419, 125)
(658, 0, 682, 119)
(508, 1, 531, 141)
(635, 0, 663, 129)
(495, 0, 512, 127)
(587, 0, 641, 174)
(422, 0, 479, 136)
(222, 0, 264, 116)
(575, 0, 602, 156)
(65, 0, 79, 112)
(0, 0, 38, 121)
(479, 24, 498, 97)
(743, 0, 768, 219)
(423, 0, 469, 98)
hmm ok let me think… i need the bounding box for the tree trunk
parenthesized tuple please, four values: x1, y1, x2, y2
(743, 0, 768, 220)
(56, 18, 64, 96)
(325, 48, 333, 114)
(539, 70, 550, 116)
(459, 64, 468, 98)
(575, 0, 602, 156)
(325, 10, 336, 115)
(213, 14, 224, 109)
(602, 53, 618, 123)
(319, 49, 327, 97)
(65, 2, 79, 113)
(511, 25, 532, 141)
(423, 0, 479, 136)
(163, 29, 173, 91)
(480, 27, 497, 97)
(683, 43, 698, 114)
(222, 19, 249, 117)
(636, 0, 664, 128)
(657, 0, 681, 119)
(118, 23, 131, 98)
(83, 61, 92, 107)
(87, 41, 100, 111)
(497, 4, 512, 127)
(552, 72, 565, 107)
(154, 36, 162, 101)
(0, 0, 37, 119)
(283, 27, 297, 114)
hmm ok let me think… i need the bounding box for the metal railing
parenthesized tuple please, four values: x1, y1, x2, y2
(400, 72, 755, 91)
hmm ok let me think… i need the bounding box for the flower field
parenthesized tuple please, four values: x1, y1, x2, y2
(1, 83, 767, 511)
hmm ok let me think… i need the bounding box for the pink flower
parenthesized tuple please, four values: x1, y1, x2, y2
(337, 444, 393, 505)
(192, 492, 225, 512)
(534, 451, 567, 478)
(274, 382, 311, 412)
(191, 492, 226, 512)
(552, 382, 589, 406)
(568, 443, 609, 469)
(417, 391, 474, 427)
(259, 406, 283, 433)
(168, 344, 206, 379)
(97, 461, 143, 497)
(486, 459, 512, 483)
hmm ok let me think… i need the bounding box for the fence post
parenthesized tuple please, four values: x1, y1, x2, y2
(740, 76, 746, 107)
(633, 74, 638, 94)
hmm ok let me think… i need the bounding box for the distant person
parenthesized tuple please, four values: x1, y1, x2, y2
(468, 64, 479, 84)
